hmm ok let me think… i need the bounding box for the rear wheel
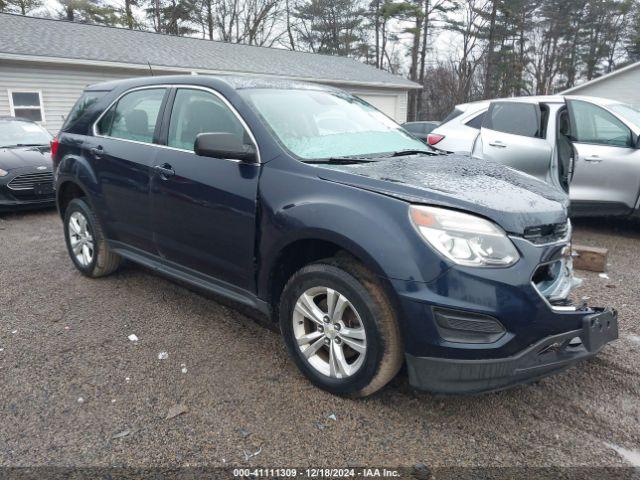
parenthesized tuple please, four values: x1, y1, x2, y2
(63, 198, 121, 277)
(279, 256, 403, 397)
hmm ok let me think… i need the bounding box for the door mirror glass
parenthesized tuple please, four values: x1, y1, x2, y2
(195, 132, 257, 162)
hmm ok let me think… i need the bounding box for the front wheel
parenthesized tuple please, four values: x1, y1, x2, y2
(279, 256, 403, 397)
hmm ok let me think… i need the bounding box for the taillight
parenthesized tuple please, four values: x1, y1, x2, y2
(427, 134, 445, 146)
(50, 137, 59, 158)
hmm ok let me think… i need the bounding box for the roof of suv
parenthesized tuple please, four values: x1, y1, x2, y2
(456, 94, 623, 111)
(86, 74, 338, 93)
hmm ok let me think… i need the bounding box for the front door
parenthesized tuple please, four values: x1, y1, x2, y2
(150, 87, 260, 292)
(567, 99, 640, 213)
(92, 87, 168, 252)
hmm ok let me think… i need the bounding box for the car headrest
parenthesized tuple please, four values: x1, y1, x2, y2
(125, 110, 149, 137)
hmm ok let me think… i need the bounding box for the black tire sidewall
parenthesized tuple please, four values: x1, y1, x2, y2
(280, 264, 385, 396)
(63, 198, 99, 276)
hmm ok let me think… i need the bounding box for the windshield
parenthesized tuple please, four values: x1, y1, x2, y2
(240, 88, 427, 160)
(609, 103, 640, 128)
(0, 120, 51, 148)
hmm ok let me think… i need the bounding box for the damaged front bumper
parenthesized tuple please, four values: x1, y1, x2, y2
(406, 307, 618, 394)
(394, 231, 618, 395)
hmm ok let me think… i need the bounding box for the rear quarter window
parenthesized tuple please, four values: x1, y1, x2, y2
(62, 91, 108, 132)
(465, 111, 486, 129)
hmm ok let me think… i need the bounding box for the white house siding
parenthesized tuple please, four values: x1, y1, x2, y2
(0, 60, 176, 133)
(348, 88, 408, 122)
(0, 60, 410, 133)
(566, 66, 640, 107)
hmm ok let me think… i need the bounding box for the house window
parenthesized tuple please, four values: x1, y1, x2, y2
(8, 90, 45, 123)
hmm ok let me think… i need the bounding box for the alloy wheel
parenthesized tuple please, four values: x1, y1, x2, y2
(292, 286, 367, 379)
(68, 211, 94, 267)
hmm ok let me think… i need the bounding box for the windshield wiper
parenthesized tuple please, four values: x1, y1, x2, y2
(2, 143, 49, 148)
(307, 156, 377, 165)
(385, 149, 433, 157)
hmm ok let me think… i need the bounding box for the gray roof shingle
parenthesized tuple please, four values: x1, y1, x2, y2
(0, 13, 419, 89)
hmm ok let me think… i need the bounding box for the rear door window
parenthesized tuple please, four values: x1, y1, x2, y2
(96, 88, 166, 144)
(484, 102, 544, 138)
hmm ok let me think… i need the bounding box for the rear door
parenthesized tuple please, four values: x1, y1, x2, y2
(92, 87, 168, 252)
(476, 101, 553, 183)
(567, 99, 640, 213)
(150, 87, 261, 292)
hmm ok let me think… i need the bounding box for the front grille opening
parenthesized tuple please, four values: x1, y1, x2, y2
(532, 260, 564, 297)
(532, 263, 556, 285)
(433, 307, 506, 344)
(523, 221, 569, 244)
(8, 172, 53, 190)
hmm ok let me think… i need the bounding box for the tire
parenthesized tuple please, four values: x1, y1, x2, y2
(279, 254, 403, 397)
(63, 198, 121, 278)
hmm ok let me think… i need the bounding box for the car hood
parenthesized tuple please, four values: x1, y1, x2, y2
(0, 146, 52, 171)
(316, 154, 569, 235)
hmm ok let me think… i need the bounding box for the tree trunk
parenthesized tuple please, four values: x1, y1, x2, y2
(416, 0, 429, 120)
(155, 0, 162, 32)
(374, 0, 381, 68)
(125, 0, 134, 29)
(285, 0, 296, 49)
(206, 0, 214, 39)
(484, 0, 498, 98)
(407, 10, 422, 122)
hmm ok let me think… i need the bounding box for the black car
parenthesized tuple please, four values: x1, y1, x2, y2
(52, 75, 617, 397)
(0, 116, 55, 211)
(402, 121, 440, 143)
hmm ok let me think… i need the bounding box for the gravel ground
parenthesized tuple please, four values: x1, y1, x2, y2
(0, 209, 639, 469)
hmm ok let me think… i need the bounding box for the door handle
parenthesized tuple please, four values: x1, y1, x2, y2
(89, 146, 104, 158)
(488, 141, 507, 148)
(584, 155, 602, 163)
(154, 163, 175, 178)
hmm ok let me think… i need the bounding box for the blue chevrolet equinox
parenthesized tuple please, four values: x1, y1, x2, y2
(52, 75, 618, 396)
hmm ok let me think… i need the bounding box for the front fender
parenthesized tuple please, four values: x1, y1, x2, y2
(256, 159, 450, 298)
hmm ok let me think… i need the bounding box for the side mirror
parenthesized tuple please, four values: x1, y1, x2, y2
(194, 132, 257, 162)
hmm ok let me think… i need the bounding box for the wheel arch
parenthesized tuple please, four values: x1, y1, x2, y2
(260, 231, 400, 322)
(57, 180, 89, 219)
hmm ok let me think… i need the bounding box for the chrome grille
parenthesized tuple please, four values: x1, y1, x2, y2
(8, 172, 53, 191)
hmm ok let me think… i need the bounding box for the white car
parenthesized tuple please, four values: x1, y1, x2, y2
(431, 96, 640, 217)
(427, 101, 490, 152)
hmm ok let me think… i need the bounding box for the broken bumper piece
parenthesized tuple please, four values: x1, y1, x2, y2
(405, 307, 618, 394)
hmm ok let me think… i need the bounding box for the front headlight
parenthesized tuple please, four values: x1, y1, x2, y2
(409, 205, 519, 267)
(0, 169, 8, 177)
